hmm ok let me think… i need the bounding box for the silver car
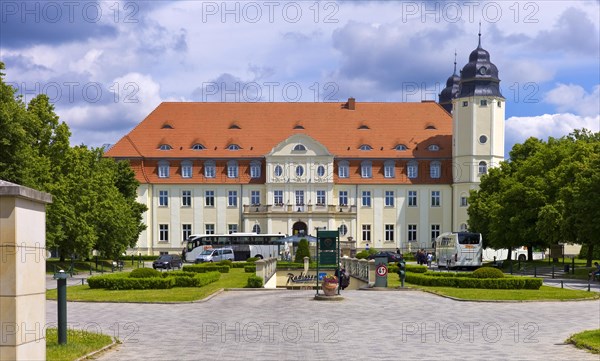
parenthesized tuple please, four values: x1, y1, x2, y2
(195, 248, 235, 263)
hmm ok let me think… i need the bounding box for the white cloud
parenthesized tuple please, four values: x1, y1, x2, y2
(544, 84, 600, 117)
(505, 113, 600, 152)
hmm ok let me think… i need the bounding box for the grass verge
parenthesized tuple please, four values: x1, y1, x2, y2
(387, 277, 599, 301)
(47, 328, 113, 361)
(46, 268, 250, 302)
(567, 329, 600, 354)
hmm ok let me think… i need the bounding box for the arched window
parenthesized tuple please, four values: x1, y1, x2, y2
(250, 161, 261, 178)
(359, 144, 372, 151)
(338, 161, 349, 178)
(227, 144, 241, 151)
(204, 161, 216, 178)
(158, 161, 170, 178)
(478, 161, 488, 175)
(361, 161, 372, 178)
(407, 161, 418, 179)
(181, 160, 193, 178)
(427, 144, 440, 151)
(430, 161, 441, 179)
(293, 144, 306, 151)
(252, 224, 261, 234)
(339, 224, 348, 236)
(384, 160, 395, 178)
(192, 143, 205, 150)
(159, 144, 172, 150)
(227, 160, 239, 178)
(394, 144, 408, 151)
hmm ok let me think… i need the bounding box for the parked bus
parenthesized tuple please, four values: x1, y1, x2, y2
(482, 247, 545, 262)
(183, 233, 286, 263)
(435, 232, 483, 269)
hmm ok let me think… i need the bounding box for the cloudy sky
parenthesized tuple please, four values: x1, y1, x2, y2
(2, 0, 599, 155)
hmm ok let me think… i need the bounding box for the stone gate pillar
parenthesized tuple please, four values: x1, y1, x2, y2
(0, 180, 52, 361)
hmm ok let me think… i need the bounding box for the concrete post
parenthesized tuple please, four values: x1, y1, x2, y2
(0, 180, 52, 360)
(255, 259, 265, 284)
(367, 259, 376, 286)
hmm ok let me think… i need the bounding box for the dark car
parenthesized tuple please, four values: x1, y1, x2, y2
(367, 251, 403, 263)
(152, 254, 183, 270)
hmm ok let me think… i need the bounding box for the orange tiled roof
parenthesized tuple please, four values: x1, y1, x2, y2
(106, 101, 452, 160)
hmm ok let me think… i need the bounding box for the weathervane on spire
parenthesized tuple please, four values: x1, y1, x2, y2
(453, 50, 457, 75)
(478, 21, 482, 47)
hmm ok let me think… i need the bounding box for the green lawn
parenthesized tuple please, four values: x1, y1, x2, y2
(46, 268, 251, 302)
(47, 328, 113, 361)
(387, 276, 599, 301)
(567, 329, 600, 354)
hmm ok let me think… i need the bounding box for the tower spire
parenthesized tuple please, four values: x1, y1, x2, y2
(453, 50, 457, 75)
(478, 22, 482, 48)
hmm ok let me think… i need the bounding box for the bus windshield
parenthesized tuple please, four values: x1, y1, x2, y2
(458, 233, 481, 245)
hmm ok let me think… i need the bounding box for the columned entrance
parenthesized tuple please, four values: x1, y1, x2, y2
(292, 221, 308, 236)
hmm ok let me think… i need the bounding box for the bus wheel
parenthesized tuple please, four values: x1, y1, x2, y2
(255, 254, 263, 260)
(518, 254, 526, 262)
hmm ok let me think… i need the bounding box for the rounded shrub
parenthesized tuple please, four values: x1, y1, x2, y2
(472, 267, 505, 279)
(246, 275, 263, 288)
(130, 267, 161, 278)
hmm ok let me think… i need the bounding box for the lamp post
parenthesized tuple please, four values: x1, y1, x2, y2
(53, 270, 68, 344)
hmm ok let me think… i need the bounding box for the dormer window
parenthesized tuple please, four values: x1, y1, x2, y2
(227, 144, 241, 151)
(358, 125, 370, 130)
(159, 144, 172, 150)
(161, 124, 173, 129)
(229, 124, 241, 129)
(250, 161, 261, 178)
(192, 143, 206, 150)
(359, 144, 372, 151)
(293, 125, 305, 129)
(427, 144, 440, 151)
(394, 144, 408, 151)
(293, 144, 306, 151)
(425, 124, 437, 130)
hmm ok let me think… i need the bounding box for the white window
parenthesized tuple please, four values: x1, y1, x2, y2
(251, 190, 260, 205)
(430, 161, 441, 179)
(227, 144, 241, 150)
(252, 224, 261, 234)
(385, 191, 394, 207)
(395, 144, 407, 151)
(339, 191, 348, 206)
(182, 190, 191, 207)
(359, 144, 372, 151)
(158, 161, 170, 178)
(159, 224, 169, 241)
(159, 144, 172, 150)
(205, 224, 215, 234)
(339, 224, 348, 236)
(274, 190, 283, 205)
(205, 190, 215, 207)
(316, 190, 326, 205)
(384, 160, 395, 178)
(192, 143, 205, 150)
(362, 190, 371, 207)
(227, 160, 238, 178)
(274, 165, 283, 177)
(431, 191, 441, 207)
(460, 195, 468, 207)
(228, 224, 238, 234)
(182, 224, 192, 242)
(250, 161, 261, 178)
(407, 161, 418, 179)
(431, 224, 440, 243)
(296, 165, 304, 177)
(385, 224, 394, 242)
(295, 190, 304, 205)
(204, 161, 216, 178)
(317, 165, 325, 177)
(361, 161, 372, 178)
(408, 190, 417, 207)
(479, 161, 488, 175)
(362, 224, 371, 242)
(181, 161, 193, 178)
(427, 144, 440, 151)
(338, 161, 349, 178)
(228, 191, 238, 207)
(293, 144, 306, 151)
(159, 190, 168, 207)
(408, 224, 417, 242)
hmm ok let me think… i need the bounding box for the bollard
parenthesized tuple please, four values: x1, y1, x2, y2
(95, 255, 98, 271)
(561, 280, 563, 288)
(53, 270, 68, 345)
(81, 279, 85, 285)
(89, 261, 92, 275)
(571, 258, 575, 275)
(534, 265, 537, 278)
(552, 265, 554, 279)
(587, 282, 591, 292)
(510, 261, 513, 275)
(132, 254, 134, 266)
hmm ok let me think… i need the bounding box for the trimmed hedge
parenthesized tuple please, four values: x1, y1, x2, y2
(472, 267, 505, 279)
(246, 275, 263, 288)
(130, 268, 161, 278)
(217, 260, 233, 267)
(87, 271, 220, 289)
(406, 273, 542, 289)
(182, 265, 230, 273)
(388, 264, 428, 274)
(230, 262, 256, 268)
(244, 266, 256, 273)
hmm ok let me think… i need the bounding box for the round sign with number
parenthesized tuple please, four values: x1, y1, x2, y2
(376, 264, 388, 277)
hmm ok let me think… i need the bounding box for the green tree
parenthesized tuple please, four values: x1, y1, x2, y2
(295, 239, 311, 263)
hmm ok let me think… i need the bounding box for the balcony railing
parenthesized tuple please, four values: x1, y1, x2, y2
(242, 204, 356, 214)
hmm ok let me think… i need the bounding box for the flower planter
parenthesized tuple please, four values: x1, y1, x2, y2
(322, 282, 338, 296)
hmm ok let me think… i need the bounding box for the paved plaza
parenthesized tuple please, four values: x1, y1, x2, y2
(46, 289, 600, 361)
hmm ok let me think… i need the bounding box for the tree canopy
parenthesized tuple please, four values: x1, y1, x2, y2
(0, 62, 146, 260)
(468, 130, 600, 265)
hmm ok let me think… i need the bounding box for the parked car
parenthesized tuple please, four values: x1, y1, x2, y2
(367, 251, 403, 263)
(152, 254, 183, 269)
(195, 248, 235, 263)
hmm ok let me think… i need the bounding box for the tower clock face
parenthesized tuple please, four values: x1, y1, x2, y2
(478, 66, 487, 75)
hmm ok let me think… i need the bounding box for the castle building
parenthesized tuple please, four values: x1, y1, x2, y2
(105, 36, 504, 255)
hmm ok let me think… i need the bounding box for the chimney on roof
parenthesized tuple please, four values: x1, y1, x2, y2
(346, 97, 356, 110)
